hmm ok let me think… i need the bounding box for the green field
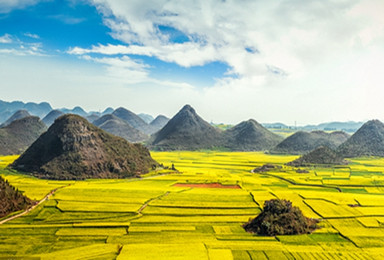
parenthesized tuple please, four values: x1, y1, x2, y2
(1, 152, 384, 259)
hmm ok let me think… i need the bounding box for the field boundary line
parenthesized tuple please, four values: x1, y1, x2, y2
(251, 168, 342, 192)
(0, 184, 71, 225)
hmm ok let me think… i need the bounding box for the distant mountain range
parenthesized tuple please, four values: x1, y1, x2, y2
(0, 100, 52, 124)
(0, 100, 169, 147)
(1, 99, 384, 158)
(263, 121, 364, 133)
(0, 99, 366, 133)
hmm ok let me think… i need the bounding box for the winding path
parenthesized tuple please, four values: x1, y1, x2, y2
(0, 185, 70, 225)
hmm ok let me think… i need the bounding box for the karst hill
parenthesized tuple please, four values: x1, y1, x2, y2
(42, 110, 64, 126)
(149, 105, 286, 151)
(0, 116, 47, 155)
(223, 119, 283, 151)
(93, 114, 149, 143)
(150, 115, 170, 132)
(337, 120, 384, 157)
(271, 130, 349, 154)
(149, 105, 223, 150)
(0, 110, 31, 127)
(288, 146, 346, 167)
(11, 114, 158, 180)
(112, 107, 157, 135)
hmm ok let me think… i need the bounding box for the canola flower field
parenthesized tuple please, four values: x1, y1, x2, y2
(1, 152, 384, 259)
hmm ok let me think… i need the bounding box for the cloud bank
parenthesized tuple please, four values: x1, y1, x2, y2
(2, 0, 384, 124)
(64, 0, 384, 123)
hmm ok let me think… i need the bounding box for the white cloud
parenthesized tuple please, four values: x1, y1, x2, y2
(73, 0, 384, 124)
(69, 42, 218, 67)
(0, 34, 12, 43)
(78, 0, 384, 80)
(4, 0, 384, 124)
(81, 54, 196, 90)
(0, 34, 45, 56)
(82, 55, 150, 84)
(0, 0, 47, 13)
(24, 32, 40, 39)
(49, 14, 86, 25)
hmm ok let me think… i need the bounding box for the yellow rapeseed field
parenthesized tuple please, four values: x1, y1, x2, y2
(1, 152, 384, 259)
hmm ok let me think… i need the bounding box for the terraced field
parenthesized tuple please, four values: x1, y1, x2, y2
(1, 152, 384, 259)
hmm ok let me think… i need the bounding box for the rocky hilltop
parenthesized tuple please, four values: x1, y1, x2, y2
(337, 120, 384, 157)
(272, 130, 349, 154)
(0, 116, 47, 155)
(93, 114, 148, 143)
(223, 119, 283, 151)
(149, 105, 223, 150)
(11, 114, 158, 180)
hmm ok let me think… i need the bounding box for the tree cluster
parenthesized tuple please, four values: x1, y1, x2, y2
(0, 176, 32, 218)
(243, 199, 319, 236)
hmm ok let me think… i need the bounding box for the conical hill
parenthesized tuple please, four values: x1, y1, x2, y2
(93, 114, 148, 143)
(223, 119, 283, 151)
(11, 114, 158, 180)
(1, 110, 31, 127)
(150, 115, 170, 133)
(149, 105, 222, 150)
(42, 110, 64, 126)
(288, 146, 346, 166)
(112, 107, 157, 135)
(272, 130, 349, 154)
(337, 120, 384, 157)
(0, 116, 47, 155)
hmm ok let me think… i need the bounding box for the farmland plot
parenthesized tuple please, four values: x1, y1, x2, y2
(1, 152, 384, 259)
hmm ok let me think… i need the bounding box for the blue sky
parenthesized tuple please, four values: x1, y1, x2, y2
(1, 0, 384, 125)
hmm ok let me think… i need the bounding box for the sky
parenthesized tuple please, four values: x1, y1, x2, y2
(1, 0, 384, 125)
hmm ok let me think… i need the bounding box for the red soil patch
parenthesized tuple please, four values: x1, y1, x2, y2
(173, 183, 241, 189)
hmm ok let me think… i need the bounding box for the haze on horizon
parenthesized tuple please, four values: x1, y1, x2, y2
(0, 0, 384, 126)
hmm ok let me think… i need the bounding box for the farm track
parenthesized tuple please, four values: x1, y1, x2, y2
(137, 191, 170, 214)
(0, 184, 71, 225)
(0, 172, 173, 225)
(251, 168, 342, 192)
